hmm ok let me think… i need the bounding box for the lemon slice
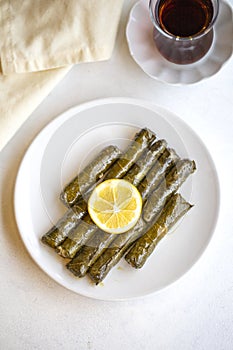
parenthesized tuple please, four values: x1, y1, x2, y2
(88, 179, 142, 234)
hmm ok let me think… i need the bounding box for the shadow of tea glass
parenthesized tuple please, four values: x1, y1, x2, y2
(149, 0, 219, 64)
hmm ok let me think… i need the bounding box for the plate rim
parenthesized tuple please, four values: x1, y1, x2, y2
(14, 97, 221, 301)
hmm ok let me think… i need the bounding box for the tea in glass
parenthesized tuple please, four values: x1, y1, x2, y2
(149, 0, 219, 64)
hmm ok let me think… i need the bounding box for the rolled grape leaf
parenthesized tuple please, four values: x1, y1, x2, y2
(88, 217, 149, 284)
(66, 230, 113, 277)
(56, 215, 96, 258)
(143, 159, 196, 223)
(138, 148, 179, 201)
(41, 200, 88, 248)
(125, 193, 193, 268)
(60, 145, 121, 207)
(104, 128, 156, 180)
(124, 139, 167, 186)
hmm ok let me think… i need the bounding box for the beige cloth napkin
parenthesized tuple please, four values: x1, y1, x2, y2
(0, 0, 124, 151)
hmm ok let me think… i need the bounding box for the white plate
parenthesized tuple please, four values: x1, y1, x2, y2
(14, 98, 220, 300)
(126, 0, 233, 85)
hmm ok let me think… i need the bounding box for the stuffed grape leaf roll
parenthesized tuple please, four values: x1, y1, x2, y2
(60, 145, 121, 207)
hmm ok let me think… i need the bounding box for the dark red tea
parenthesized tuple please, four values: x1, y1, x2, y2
(152, 0, 215, 64)
(157, 0, 213, 37)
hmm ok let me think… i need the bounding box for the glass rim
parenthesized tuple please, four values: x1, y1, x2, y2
(149, 0, 220, 41)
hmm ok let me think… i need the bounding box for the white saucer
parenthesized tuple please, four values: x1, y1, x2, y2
(126, 0, 233, 85)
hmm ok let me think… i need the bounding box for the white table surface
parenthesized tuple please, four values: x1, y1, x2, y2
(1, 1, 233, 349)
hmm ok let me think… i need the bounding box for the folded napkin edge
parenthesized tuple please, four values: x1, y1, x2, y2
(0, 0, 124, 75)
(1, 44, 115, 75)
(0, 66, 71, 152)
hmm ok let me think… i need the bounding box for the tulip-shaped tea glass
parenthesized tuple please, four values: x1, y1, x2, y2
(149, 0, 219, 64)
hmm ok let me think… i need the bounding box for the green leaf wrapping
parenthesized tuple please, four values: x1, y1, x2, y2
(124, 139, 167, 186)
(66, 230, 113, 277)
(125, 193, 193, 268)
(41, 200, 88, 248)
(104, 128, 156, 180)
(88, 217, 148, 284)
(60, 145, 121, 207)
(138, 148, 179, 201)
(143, 159, 196, 223)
